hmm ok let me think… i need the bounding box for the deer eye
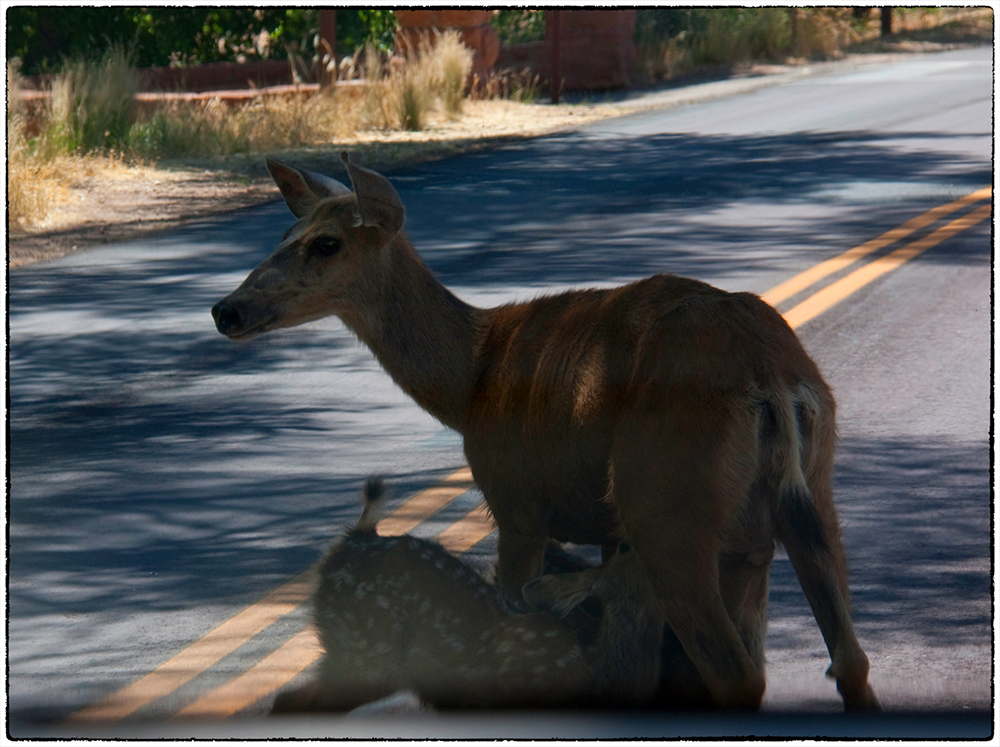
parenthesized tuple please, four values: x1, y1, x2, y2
(308, 236, 341, 257)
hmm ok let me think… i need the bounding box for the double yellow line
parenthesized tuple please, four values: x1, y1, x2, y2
(68, 185, 991, 723)
(68, 467, 486, 723)
(765, 187, 992, 327)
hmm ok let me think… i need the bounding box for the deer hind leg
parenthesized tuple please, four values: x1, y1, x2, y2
(775, 483, 879, 710)
(719, 546, 773, 672)
(776, 492, 877, 710)
(610, 399, 766, 710)
(774, 394, 880, 711)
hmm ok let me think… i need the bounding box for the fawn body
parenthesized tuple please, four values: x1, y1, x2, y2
(272, 480, 664, 712)
(214, 155, 879, 711)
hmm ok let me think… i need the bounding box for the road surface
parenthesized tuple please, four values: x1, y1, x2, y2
(8, 46, 992, 738)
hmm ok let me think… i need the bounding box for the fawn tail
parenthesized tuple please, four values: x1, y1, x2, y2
(355, 477, 389, 533)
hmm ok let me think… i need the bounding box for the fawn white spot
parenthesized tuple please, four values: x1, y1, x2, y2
(375, 595, 391, 610)
(544, 629, 561, 638)
(331, 569, 356, 585)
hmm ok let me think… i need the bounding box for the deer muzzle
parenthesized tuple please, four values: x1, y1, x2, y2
(211, 296, 275, 341)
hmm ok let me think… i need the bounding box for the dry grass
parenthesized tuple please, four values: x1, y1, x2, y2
(7, 96, 621, 263)
(360, 30, 473, 131)
(128, 88, 359, 157)
(42, 45, 138, 156)
(437, 30, 475, 116)
(393, 39, 440, 131)
(635, 7, 991, 83)
(471, 67, 543, 103)
(788, 8, 859, 60)
(7, 35, 477, 228)
(8, 59, 57, 228)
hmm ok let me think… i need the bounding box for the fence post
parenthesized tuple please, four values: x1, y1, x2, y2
(548, 10, 561, 104)
(319, 9, 337, 87)
(881, 7, 893, 36)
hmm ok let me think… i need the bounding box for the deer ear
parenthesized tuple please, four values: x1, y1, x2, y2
(522, 568, 600, 618)
(340, 152, 405, 235)
(265, 157, 351, 218)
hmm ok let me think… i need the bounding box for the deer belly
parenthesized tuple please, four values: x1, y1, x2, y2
(548, 498, 618, 545)
(465, 432, 618, 547)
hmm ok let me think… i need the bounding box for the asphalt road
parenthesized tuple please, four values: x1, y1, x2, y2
(8, 46, 992, 738)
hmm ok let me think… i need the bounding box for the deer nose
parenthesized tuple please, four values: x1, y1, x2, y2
(211, 300, 242, 336)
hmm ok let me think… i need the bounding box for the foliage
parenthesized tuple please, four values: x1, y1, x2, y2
(336, 9, 399, 55)
(490, 10, 545, 45)
(5, 8, 399, 75)
(634, 7, 868, 82)
(691, 7, 792, 65)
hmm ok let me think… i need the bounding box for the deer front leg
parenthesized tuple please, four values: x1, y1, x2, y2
(495, 528, 549, 607)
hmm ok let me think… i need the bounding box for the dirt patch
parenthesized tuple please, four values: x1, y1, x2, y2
(7, 99, 618, 269)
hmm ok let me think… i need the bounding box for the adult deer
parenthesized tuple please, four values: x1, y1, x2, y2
(212, 154, 879, 711)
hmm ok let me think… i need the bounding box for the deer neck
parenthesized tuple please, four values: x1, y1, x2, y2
(340, 234, 482, 432)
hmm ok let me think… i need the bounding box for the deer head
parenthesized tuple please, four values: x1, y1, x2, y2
(211, 153, 405, 341)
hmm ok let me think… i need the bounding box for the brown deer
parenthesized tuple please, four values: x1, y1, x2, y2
(213, 154, 879, 711)
(271, 478, 665, 712)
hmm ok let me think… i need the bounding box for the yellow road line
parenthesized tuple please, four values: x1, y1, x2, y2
(437, 504, 496, 554)
(173, 504, 496, 718)
(783, 202, 992, 329)
(66, 569, 315, 723)
(376, 465, 474, 537)
(761, 186, 991, 306)
(172, 627, 323, 719)
(68, 467, 474, 723)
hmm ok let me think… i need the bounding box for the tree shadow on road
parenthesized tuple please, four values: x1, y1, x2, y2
(768, 435, 990, 653)
(7, 125, 991, 717)
(396, 129, 991, 289)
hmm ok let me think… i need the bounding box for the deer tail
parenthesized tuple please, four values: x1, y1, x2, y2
(770, 385, 827, 553)
(355, 476, 389, 534)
